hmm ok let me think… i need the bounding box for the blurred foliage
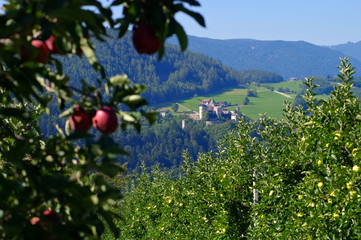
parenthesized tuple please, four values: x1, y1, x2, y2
(0, 0, 204, 239)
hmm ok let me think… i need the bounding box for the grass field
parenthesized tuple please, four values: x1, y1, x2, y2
(174, 84, 299, 120)
(156, 81, 311, 120)
(157, 80, 357, 120)
(238, 91, 296, 119)
(266, 80, 303, 92)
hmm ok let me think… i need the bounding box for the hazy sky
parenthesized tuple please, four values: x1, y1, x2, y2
(174, 0, 361, 46)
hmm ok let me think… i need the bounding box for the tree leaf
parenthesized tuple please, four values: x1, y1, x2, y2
(0, 107, 32, 122)
(109, 74, 130, 86)
(158, 44, 165, 60)
(80, 38, 98, 66)
(98, 210, 120, 238)
(118, 20, 130, 39)
(175, 5, 206, 27)
(174, 21, 188, 51)
(180, 0, 201, 6)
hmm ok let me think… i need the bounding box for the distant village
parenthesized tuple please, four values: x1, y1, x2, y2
(159, 99, 239, 126)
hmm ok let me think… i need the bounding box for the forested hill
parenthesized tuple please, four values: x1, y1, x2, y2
(168, 36, 361, 80)
(116, 117, 237, 169)
(330, 41, 361, 63)
(60, 29, 283, 105)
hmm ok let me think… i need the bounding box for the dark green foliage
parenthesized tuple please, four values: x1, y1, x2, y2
(298, 76, 335, 95)
(292, 94, 307, 109)
(247, 88, 257, 97)
(264, 85, 274, 91)
(243, 96, 250, 105)
(171, 103, 178, 112)
(239, 69, 283, 83)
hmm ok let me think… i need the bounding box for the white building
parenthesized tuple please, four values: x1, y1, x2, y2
(159, 109, 170, 117)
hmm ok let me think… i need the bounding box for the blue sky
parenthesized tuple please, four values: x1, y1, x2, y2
(174, 0, 361, 46)
(2, 0, 361, 45)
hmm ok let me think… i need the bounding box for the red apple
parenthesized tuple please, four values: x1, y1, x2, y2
(132, 23, 162, 54)
(30, 210, 61, 240)
(31, 210, 61, 225)
(30, 216, 40, 225)
(92, 106, 118, 135)
(21, 40, 49, 63)
(45, 35, 62, 54)
(43, 210, 61, 223)
(69, 106, 93, 132)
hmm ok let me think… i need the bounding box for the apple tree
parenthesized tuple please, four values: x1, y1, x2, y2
(249, 58, 361, 239)
(114, 58, 361, 239)
(0, 0, 204, 239)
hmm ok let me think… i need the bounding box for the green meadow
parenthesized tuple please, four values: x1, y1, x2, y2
(167, 82, 302, 120)
(180, 91, 295, 120)
(267, 80, 303, 92)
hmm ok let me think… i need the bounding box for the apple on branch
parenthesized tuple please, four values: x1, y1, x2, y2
(69, 106, 93, 132)
(42, 210, 61, 223)
(132, 23, 162, 55)
(92, 106, 118, 135)
(45, 35, 63, 54)
(22, 40, 49, 63)
(31, 210, 62, 240)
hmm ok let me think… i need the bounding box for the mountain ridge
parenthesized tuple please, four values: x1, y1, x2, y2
(60, 30, 283, 105)
(168, 36, 361, 79)
(330, 41, 361, 62)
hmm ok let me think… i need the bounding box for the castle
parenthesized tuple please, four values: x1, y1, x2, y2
(199, 99, 238, 121)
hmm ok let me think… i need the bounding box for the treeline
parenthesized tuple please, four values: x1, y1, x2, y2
(294, 75, 361, 98)
(239, 69, 283, 83)
(59, 29, 283, 105)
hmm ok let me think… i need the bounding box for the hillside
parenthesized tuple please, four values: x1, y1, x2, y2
(330, 41, 361, 62)
(168, 36, 361, 79)
(115, 117, 236, 169)
(60, 30, 282, 105)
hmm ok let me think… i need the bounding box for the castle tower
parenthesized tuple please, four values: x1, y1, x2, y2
(199, 105, 204, 120)
(182, 119, 187, 129)
(215, 106, 222, 118)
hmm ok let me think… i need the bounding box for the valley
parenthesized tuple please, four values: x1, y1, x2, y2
(5, 1, 361, 238)
(52, 33, 361, 170)
(159, 81, 301, 120)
